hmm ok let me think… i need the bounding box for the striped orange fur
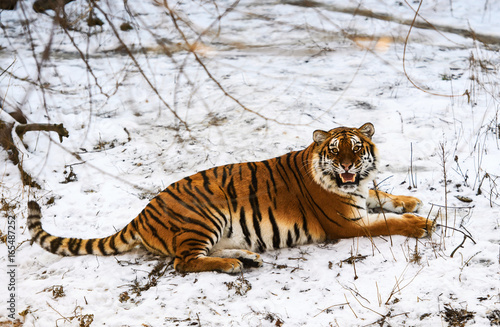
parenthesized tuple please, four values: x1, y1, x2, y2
(27, 123, 433, 273)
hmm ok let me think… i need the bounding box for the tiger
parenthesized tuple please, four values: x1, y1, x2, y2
(27, 122, 434, 274)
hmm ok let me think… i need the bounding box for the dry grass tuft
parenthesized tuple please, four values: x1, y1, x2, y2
(441, 304, 475, 327)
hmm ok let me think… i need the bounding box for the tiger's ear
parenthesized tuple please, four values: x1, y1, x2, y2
(358, 123, 375, 140)
(313, 130, 329, 145)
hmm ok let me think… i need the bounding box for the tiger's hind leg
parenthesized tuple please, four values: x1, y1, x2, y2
(172, 232, 257, 273)
(367, 189, 422, 213)
(211, 249, 263, 268)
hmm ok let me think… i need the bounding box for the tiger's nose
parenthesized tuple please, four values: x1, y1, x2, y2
(341, 163, 353, 171)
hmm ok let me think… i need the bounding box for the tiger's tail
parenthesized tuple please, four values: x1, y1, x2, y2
(27, 201, 141, 256)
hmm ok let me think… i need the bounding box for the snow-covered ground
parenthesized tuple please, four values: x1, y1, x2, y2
(0, 0, 499, 326)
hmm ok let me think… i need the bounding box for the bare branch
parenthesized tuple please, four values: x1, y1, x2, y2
(285, 0, 500, 45)
(15, 123, 69, 142)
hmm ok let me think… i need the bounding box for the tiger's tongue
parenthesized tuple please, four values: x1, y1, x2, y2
(340, 172, 356, 183)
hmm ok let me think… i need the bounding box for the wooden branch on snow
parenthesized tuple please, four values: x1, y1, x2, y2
(0, 106, 69, 188)
(16, 123, 69, 143)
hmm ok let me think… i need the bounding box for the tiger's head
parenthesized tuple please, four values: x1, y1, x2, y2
(311, 122, 378, 195)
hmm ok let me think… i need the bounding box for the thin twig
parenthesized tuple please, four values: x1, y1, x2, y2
(314, 302, 350, 318)
(344, 294, 358, 318)
(428, 203, 474, 209)
(384, 265, 423, 305)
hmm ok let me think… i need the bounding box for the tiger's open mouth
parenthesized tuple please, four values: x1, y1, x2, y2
(337, 172, 360, 186)
(340, 172, 356, 183)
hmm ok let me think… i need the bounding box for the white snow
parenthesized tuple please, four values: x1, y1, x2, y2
(0, 0, 499, 326)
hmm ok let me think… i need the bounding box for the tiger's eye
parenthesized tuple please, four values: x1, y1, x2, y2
(331, 148, 339, 155)
(353, 145, 361, 152)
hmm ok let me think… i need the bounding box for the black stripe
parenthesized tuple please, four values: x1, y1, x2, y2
(294, 223, 301, 242)
(28, 220, 42, 230)
(297, 203, 310, 240)
(50, 237, 63, 254)
(353, 192, 366, 199)
(179, 247, 208, 258)
(337, 211, 363, 221)
(163, 207, 191, 225)
(221, 166, 228, 186)
(226, 179, 238, 212)
(247, 162, 263, 224)
(140, 231, 163, 255)
(261, 153, 278, 210)
(97, 238, 107, 255)
(108, 235, 118, 253)
(184, 176, 193, 190)
(286, 230, 293, 247)
(178, 240, 209, 251)
(146, 201, 162, 216)
(275, 157, 291, 189)
(226, 164, 235, 177)
(199, 170, 214, 195)
(239, 208, 252, 246)
(182, 239, 208, 247)
(252, 213, 266, 252)
(39, 233, 50, 248)
(32, 229, 45, 242)
(130, 217, 139, 232)
(247, 162, 258, 191)
(67, 238, 81, 255)
(168, 222, 180, 233)
(218, 185, 233, 238)
(246, 163, 266, 251)
(268, 208, 281, 249)
(140, 217, 170, 253)
(340, 200, 365, 211)
(85, 239, 95, 254)
(119, 229, 128, 245)
(266, 181, 276, 209)
(137, 212, 153, 233)
(262, 160, 277, 195)
(180, 228, 216, 246)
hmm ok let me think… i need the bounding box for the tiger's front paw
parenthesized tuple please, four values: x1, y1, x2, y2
(393, 195, 423, 213)
(402, 213, 435, 238)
